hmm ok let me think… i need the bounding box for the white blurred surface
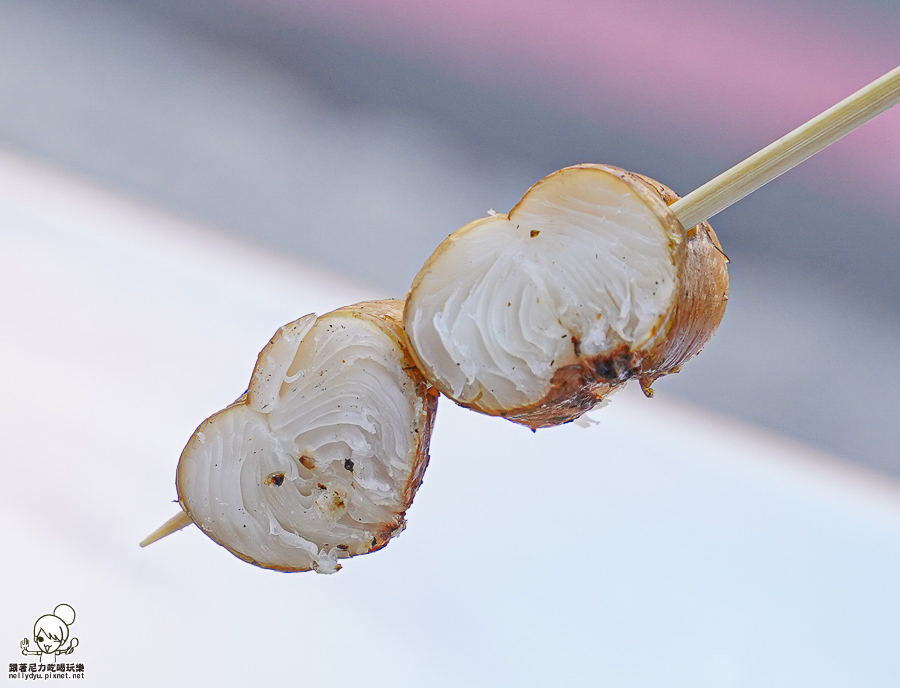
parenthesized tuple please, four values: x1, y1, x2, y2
(2, 150, 900, 686)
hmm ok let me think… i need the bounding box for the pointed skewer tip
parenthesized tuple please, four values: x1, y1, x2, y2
(140, 509, 193, 548)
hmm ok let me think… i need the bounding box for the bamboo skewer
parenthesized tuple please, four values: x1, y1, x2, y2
(140, 66, 900, 551)
(671, 63, 900, 231)
(140, 509, 192, 547)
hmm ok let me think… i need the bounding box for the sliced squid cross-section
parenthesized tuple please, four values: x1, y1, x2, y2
(404, 164, 729, 429)
(172, 300, 437, 573)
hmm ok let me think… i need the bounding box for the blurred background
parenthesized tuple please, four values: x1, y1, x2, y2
(3, 3, 900, 685)
(1, 0, 897, 470)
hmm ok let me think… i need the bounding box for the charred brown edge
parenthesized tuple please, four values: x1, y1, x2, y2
(176, 299, 438, 573)
(500, 344, 640, 429)
(627, 173, 729, 390)
(341, 300, 438, 518)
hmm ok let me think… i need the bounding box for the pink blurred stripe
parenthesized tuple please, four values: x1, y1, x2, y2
(241, 0, 899, 212)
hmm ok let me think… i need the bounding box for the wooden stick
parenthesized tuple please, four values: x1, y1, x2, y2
(140, 509, 193, 547)
(671, 63, 900, 230)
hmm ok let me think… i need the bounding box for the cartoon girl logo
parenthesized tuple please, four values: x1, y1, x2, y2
(20, 604, 79, 662)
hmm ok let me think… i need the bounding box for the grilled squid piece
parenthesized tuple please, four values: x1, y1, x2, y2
(164, 300, 436, 573)
(404, 164, 728, 429)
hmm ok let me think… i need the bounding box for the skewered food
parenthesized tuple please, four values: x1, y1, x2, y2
(144, 64, 900, 573)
